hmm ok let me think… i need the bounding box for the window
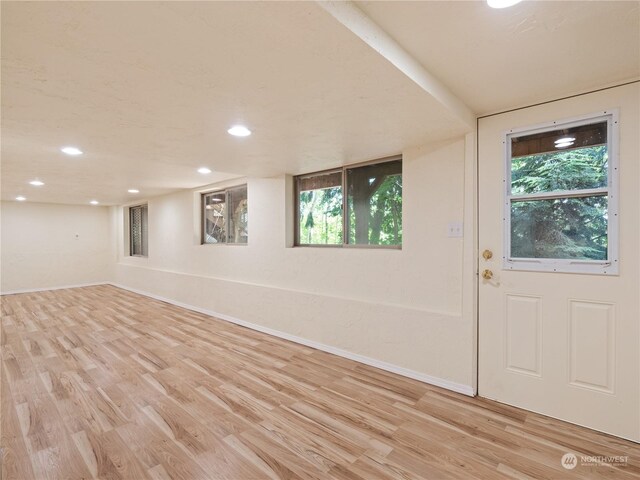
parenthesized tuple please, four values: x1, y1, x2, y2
(202, 185, 248, 244)
(297, 170, 343, 245)
(295, 157, 402, 247)
(129, 204, 148, 257)
(505, 112, 618, 274)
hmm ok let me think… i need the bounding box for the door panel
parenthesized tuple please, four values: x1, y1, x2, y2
(568, 300, 615, 393)
(478, 83, 639, 441)
(505, 294, 542, 377)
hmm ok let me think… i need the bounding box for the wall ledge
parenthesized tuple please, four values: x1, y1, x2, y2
(0, 281, 475, 397)
(110, 281, 476, 397)
(115, 262, 461, 318)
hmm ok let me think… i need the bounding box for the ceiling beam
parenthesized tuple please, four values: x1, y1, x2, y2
(317, 0, 476, 129)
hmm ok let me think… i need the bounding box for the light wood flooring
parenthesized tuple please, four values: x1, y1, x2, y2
(1, 285, 639, 479)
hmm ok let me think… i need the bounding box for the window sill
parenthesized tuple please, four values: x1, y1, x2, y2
(504, 258, 618, 275)
(294, 244, 402, 250)
(200, 243, 248, 247)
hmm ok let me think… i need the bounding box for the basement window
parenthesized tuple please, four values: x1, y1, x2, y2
(129, 204, 148, 257)
(505, 111, 618, 274)
(295, 156, 402, 247)
(202, 185, 248, 244)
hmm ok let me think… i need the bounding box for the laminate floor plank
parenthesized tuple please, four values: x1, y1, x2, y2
(2, 285, 639, 479)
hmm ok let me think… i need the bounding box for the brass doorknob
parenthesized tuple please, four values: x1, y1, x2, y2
(482, 249, 493, 260)
(482, 269, 493, 280)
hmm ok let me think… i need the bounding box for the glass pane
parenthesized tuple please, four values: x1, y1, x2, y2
(511, 121, 607, 195)
(347, 160, 402, 246)
(511, 196, 608, 260)
(130, 207, 142, 255)
(140, 206, 148, 256)
(512, 121, 606, 157)
(130, 206, 147, 256)
(227, 186, 248, 244)
(203, 192, 226, 244)
(298, 172, 343, 245)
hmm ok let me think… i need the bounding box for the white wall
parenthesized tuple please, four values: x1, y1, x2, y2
(112, 136, 478, 392)
(1, 201, 112, 293)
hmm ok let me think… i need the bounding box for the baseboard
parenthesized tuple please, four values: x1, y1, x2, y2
(109, 282, 476, 397)
(0, 282, 109, 296)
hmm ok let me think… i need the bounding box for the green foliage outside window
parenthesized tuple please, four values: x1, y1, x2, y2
(297, 159, 402, 247)
(511, 145, 607, 194)
(510, 146, 608, 260)
(347, 174, 402, 245)
(298, 187, 343, 245)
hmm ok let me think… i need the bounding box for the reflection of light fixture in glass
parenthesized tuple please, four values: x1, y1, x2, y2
(128, 189, 139, 193)
(16, 196, 26, 201)
(555, 137, 575, 144)
(555, 141, 574, 149)
(198, 167, 212, 174)
(30, 180, 45, 186)
(205, 198, 224, 210)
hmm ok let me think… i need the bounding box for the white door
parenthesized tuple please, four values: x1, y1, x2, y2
(478, 83, 639, 442)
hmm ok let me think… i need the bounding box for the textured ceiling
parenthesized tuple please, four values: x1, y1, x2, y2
(1, 1, 467, 205)
(357, 0, 640, 115)
(2, 1, 637, 205)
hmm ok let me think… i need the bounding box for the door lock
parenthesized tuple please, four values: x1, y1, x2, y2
(482, 269, 493, 280)
(482, 249, 493, 260)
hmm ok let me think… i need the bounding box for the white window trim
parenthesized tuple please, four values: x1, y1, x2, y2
(503, 110, 619, 275)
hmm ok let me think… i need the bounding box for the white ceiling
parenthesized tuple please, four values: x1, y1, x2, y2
(2, 1, 638, 205)
(357, 0, 639, 115)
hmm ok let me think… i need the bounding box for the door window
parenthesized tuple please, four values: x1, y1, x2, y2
(505, 113, 618, 274)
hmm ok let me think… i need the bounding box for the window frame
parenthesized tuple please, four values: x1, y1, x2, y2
(201, 184, 248, 246)
(294, 155, 402, 249)
(128, 204, 148, 257)
(503, 110, 619, 275)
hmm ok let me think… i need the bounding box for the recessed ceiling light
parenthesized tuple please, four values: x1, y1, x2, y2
(198, 167, 212, 174)
(90, 200, 99, 205)
(227, 125, 252, 137)
(29, 180, 45, 186)
(487, 0, 522, 8)
(554, 137, 575, 144)
(128, 189, 140, 194)
(61, 146, 83, 156)
(555, 142, 574, 149)
(16, 196, 26, 201)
